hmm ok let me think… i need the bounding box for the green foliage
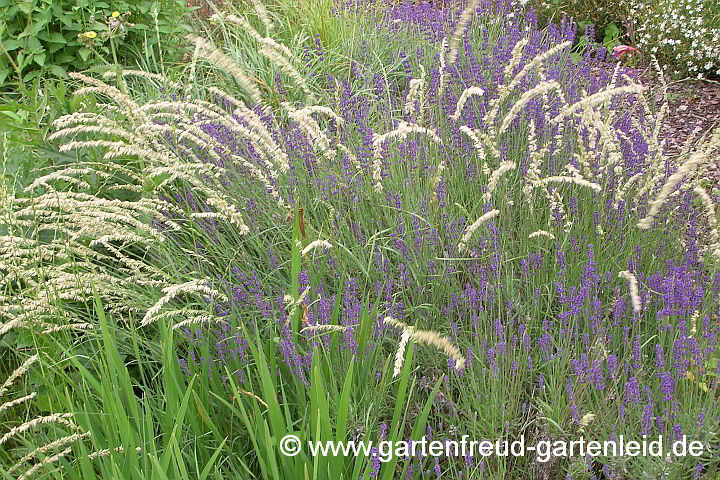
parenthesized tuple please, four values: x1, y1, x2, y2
(568, 21, 622, 64)
(530, 0, 629, 42)
(531, 0, 720, 78)
(0, 77, 89, 194)
(0, 0, 192, 90)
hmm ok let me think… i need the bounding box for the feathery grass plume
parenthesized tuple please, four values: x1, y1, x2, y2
(66, 72, 143, 121)
(166, 97, 288, 173)
(498, 81, 562, 135)
(382, 316, 410, 330)
(457, 209, 500, 254)
(394, 331, 412, 377)
(301, 239, 332, 256)
(214, 15, 289, 61)
(551, 85, 645, 125)
(483, 161, 516, 202)
(9, 432, 92, 475)
(693, 186, 720, 257)
(573, 104, 623, 181)
(0, 393, 37, 414)
(503, 38, 529, 79)
(409, 328, 466, 370)
(258, 46, 313, 99)
(528, 230, 556, 240)
(0, 354, 38, 398)
(372, 122, 443, 193)
(171, 315, 222, 330)
(141, 280, 228, 327)
(484, 41, 572, 129)
(618, 271, 642, 314)
(184, 41, 202, 96)
(187, 34, 263, 104)
(47, 124, 142, 144)
(693, 186, 718, 234)
(535, 176, 602, 192)
(437, 37, 449, 97)
(40, 323, 94, 334)
(1, 357, 89, 479)
(301, 324, 354, 334)
(86, 446, 142, 460)
(579, 412, 596, 427)
(448, 0, 480, 65)
(282, 102, 338, 162)
(250, 0, 273, 33)
(205, 196, 250, 234)
(523, 118, 549, 212)
(16, 447, 73, 480)
(404, 65, 427, 120)
(637, 152, 707, 229)
(50, 78, 283, 228)
(459, 125, 483, 152)
(292, 105, 344, 124)
(613, 172, 644, 209)
(548, 189, 572, 232)
(216, 13, 264, 42)
(690, 310, 700, 337)
(228, 101, 289, 170)
(383, 316, 465, 373)
(451, 87, 485, 122)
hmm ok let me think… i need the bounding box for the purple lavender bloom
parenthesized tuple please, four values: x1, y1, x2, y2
(642, 402, 654, 434)
(379, 422, 388, 441)
(370, 447, 381, 478)
(673, 424, 684, 442)
(658, 371, 675, 401)
(607, 354, 617, 378)
(625, 376, 641, 404)
(655, 344, 665, 369)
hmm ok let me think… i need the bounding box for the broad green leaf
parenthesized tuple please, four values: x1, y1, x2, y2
(46, 64, 67, 78)
(335, 358, 354, 443)
(47, 32, 67, 43)
(78, 47, 92, 62)
(2, 39, 20, 51)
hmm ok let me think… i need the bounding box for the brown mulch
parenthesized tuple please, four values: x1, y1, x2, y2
(641, 73, 720, 188)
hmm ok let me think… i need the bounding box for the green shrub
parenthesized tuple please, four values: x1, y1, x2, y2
(531, 0, 720, 78)
(530, 0, 628, 41)
(0, 0, 192, 90)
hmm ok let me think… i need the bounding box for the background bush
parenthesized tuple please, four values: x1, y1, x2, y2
(530, 0, 720, 78)
(0, 0, 192, 89)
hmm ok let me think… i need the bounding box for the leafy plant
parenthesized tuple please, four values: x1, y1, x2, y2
(602, 21, 620, 51)
(0, 0, 192, 89)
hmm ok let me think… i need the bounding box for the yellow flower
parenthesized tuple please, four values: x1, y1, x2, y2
(111, 11, 120, 17)
(83, 31, 97, 39)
